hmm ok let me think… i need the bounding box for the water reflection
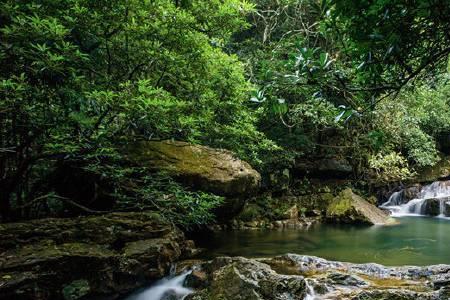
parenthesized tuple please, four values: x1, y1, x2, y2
(196, 217, 450, 266)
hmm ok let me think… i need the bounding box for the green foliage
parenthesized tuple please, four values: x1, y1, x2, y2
(2, 0, 450, 223)
(0, 0, 268, 223)
(238, 204, 261, 222)
(372, 77, 450, 169)
(231, 0, 450, 180)
(368, 152, 413, 184)
(331, 0, 450, 101)
(110, 169, 224, 228)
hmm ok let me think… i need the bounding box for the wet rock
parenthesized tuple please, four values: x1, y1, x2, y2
(444, 199, 450, 217)
(282, 205, 299, 220)
(62, 279, 90, 300)
(423, 199, 442, 216)
(327, 272, 368, 286)
(161, 290, 184, 300)
(404, 184, 422, 201)
(439, 286, 450, 298)
(420, 198, 450, 216)
(185, 270, 208, 289)
(352, 289, 437, 300)
(0, 212, 194, 300)
(431, 272, 450, 289)
(326, 189, 397, 225)
(189, 255, 447, 300)
(191, 257, 306, 300)
(126, 140, 261, 219)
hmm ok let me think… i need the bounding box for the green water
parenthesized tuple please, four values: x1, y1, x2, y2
(197, 217, 450, 266)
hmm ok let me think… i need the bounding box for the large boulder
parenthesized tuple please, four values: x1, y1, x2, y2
(0, 212, 195, 300)
(326, 189, 396, 225)
(186, 257, 306, 300)
(422, 198, 450, 216)
(126, 140, 261, 197)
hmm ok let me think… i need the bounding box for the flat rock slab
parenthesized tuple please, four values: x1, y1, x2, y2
(0, 212, 193, 300)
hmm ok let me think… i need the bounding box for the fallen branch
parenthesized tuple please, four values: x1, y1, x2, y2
(16, 194, 109, 215)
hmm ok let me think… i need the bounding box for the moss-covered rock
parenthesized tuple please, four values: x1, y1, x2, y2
(0, 212, 195, 300)
(326, 189, 396, 225)
(187, 254, 446, 300)
(188, 257, 306, 300)
(62, 280, 90, 300)
(127, 140, 261, 197)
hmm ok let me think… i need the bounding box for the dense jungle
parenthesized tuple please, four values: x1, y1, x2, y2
(1, 0, 450, 299)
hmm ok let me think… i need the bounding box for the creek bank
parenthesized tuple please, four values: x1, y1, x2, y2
(182, 254, 450, 300)
(0, 212, 196, 300)
(214, 186, 389, 230)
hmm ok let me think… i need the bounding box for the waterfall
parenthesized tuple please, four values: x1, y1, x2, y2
(381, 191, 403, 207)
(304, 279, 316, 300)
(382, 181, 450, 218)
(126, 270, 193, 300)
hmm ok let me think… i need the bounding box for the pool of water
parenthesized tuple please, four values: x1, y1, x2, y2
(196, 217, 450, 266)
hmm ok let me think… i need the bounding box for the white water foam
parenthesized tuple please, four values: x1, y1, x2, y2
(304, 278, 316, 300)
(381, 181, 450, 218)
(127, 270, 193, 300)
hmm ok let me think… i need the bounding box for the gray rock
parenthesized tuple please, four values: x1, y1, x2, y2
(196, 257, 306, 300)
(191, 255, 449, 300)
(326, 189, 397, 225)
(0, 212, 194, 300)
(327, 272, 368, 286)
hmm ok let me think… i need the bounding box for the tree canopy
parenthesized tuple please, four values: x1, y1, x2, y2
(1, 0, 450, 225)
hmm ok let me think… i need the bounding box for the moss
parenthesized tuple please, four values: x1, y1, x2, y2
(128, 141, 230, 177)
(62, 279, 90, 300)
(327, 197, 353, 215)
(359, 275, 430, 293)
(126, 140, 261, 198)
(238, 204, 261, 222)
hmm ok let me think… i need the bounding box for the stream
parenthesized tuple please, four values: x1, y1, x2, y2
(197, 216, 450, 266)
(129, 180, 450, 300)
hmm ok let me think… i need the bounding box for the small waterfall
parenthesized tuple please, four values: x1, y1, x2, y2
(304, 279, 316, 300)
(381, 191, 404, 207)
(126, 270, 193, 300)
(382, 181, 450, 218)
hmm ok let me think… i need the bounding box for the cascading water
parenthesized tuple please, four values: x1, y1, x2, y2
(126, 269, 193, 300)
(304, 279, 316, 300)
(381, 181, 450, 218)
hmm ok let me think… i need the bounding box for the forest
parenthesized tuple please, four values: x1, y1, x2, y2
(1, 1, 450, 300)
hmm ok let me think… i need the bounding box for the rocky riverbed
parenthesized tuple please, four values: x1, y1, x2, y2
(182, 254, 450, 300)
(2, 213, 450, 300)
(0, 212, 196, 300)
